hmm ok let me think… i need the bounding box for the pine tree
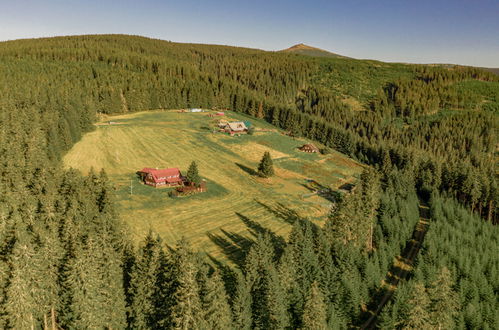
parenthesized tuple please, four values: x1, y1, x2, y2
(232, 272, 252, 330)
(66, 236, 127, 329)
(245, 234, 289, 329)
(301, 282, 327, 330)
(4, 231, 43, 329)
(257, 151, 274, 178)
(429, 267, 459, 329)
(198, 268, 233, 329)
(129, 231, 168, 329)
(186, 161, 201, 185)
(403, 282, 432, 329)
(169, 240, 203, 330)
(360, 168, 381, 251)
(36, 222, 64, 330)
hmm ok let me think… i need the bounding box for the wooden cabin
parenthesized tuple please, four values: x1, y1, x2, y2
(138, 167, 184, 187)
(224, 121, 248, 135)
(299, 143, 320, 153)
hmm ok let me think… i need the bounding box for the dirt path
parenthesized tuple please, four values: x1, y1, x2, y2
(360, 201, 430, 329)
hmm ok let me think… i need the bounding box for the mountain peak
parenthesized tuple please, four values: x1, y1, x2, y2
(284, 43, 317, 51)
(279, 43, 349, 59)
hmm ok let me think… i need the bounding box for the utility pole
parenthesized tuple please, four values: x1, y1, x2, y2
(130, 179, 133, 195)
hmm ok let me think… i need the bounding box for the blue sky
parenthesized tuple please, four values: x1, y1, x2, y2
(1, 0, 498, 67)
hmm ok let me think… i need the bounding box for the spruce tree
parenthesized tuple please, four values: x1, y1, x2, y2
(36, 222, 64, 330)
(186, 161, 201, 185)
(429, 267, 459, 329)
(403, 282, 432, 329)
(66, 237, 127, 329)
(198, 268, 233, 329)
(129, 231, 168, 329)
(301, 282, 327, 330)
(245, 234, 289, 329)
(257, 151, 274, 178)
(169, 240, 203, 330)
(232, 271, 252, 330)
(4, 232, 43, 329)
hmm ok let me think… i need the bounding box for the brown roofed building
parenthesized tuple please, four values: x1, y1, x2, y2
(298, 143, 320, 153)
(224, 121, 248, 134)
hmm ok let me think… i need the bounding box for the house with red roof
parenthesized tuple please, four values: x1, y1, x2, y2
(138, 167, 184, 187)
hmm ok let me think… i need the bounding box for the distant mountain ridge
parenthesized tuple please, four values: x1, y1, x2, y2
(280, 43, 350, 59)
(481, 67, 499, 75)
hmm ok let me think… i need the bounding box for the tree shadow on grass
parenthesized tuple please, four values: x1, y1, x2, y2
(207, 229, 255, 268)
(206, 253, 240, 305)
(235, 162, 257, 176)
(300, 181, 340, 203)
(255, 200, 301, 225)
(235, 212, 286, 258)
(207, 209, 290, 268)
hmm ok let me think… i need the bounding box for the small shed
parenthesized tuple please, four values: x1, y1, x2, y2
(299, 144, 320, 153)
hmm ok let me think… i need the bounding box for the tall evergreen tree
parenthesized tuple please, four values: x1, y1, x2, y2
(3, 231, 43, 329)
(245, 234, 289, 329)
(301, 281, 327, 330)
(429, 267, 459, 329)
(198, 268, 233, 329)
(169, 240, 203, 330)
(129, 231, 168, 329)
(186, 161, 201, 185)
(257, 151, 274, 178)
(403, 282, 432, 329)
(65, 237, 127, 329)
(232, 272, 253, 330)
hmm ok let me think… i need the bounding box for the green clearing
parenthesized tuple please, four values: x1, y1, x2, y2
(64, 110, 363, 263)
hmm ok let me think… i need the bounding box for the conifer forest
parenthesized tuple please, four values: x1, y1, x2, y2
(0, 35, 497, 329)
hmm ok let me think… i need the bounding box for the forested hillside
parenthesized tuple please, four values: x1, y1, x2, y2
(0, 34, 497, 328)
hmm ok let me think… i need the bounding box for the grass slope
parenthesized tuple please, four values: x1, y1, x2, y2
(64, 110, 363, 263)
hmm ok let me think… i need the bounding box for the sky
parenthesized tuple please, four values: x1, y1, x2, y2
(1, 0, 498, 67)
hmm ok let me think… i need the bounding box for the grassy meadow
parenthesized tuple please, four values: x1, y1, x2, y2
(64, 110, 363, 263)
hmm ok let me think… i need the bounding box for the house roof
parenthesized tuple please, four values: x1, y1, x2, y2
(140, 167, 181, 181)
(299, 144, 320, 151)
(226, 121, 247, 131)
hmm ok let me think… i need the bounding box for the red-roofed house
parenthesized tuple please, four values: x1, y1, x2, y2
(138, 167, 184, 187)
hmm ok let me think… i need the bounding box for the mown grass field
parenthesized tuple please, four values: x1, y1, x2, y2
(64, 110, 363, 263)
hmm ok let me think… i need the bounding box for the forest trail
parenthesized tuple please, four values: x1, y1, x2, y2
(360, 200, 430, 329)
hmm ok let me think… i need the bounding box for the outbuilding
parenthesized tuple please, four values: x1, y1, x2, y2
(224, 121, 248, 134)
(298, 143, 320, 153)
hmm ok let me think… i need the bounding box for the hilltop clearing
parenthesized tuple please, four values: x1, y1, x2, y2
(64, 109, 363, 262)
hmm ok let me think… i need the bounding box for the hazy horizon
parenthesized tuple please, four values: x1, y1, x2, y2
(1, 0, 498, 67)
